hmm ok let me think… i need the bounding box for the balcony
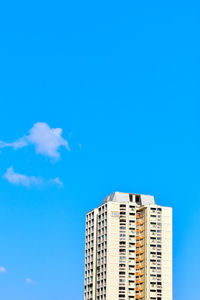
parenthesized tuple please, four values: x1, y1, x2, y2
(129, 237, 135, 242)
(136, 240, 144, 247)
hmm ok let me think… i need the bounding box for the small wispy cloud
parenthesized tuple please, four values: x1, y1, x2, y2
(0, 266, 6, 273)
(0, 138, 27, 149)
(51, 177, 63, 187)
(26, 278, 33, 284)
(0, 122, 70, 160)
(3, 167, 63, 188)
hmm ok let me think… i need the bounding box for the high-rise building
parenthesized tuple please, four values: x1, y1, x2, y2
(84, 192, 172, 300)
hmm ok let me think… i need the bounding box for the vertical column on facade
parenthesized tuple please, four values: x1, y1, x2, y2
(96, 204, 108, 300)
(135, 208, 145, 300)
(127, 202, 136, 300)
(96, 207, 101, 300)
(161, 207, 172, 300)
(148, 206, 163, 300)
(84, 214, 88, 300)
(119, 203, 127, 299)
(106, 201, 119, 300)
(93, 209, 98, 300)
(147, 205, 172, 300)
(84, 210, 97, 300)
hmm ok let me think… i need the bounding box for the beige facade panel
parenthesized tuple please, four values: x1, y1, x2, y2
(84, 192, 173, 300)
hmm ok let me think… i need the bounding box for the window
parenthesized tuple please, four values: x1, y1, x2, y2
(130, 213, 135, 216)
(111, 211, 119, 217)
(119, 249, 126, 253)
(135, 195, 141, 205)
(120, 256, 126, 262)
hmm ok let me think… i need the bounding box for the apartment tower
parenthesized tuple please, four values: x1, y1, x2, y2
(84, 192, 172, 300)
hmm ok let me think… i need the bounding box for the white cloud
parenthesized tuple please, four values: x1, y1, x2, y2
(26, 278, 33, 284)
(0, 266, 6, 273)
(0, 138, 28, 149)
(0, 122, 70, 159)
(51, 177, 63, 187)
(27, 122, 70, 159)
(3, 167, 63, 188)
(3, 167, 42, 188)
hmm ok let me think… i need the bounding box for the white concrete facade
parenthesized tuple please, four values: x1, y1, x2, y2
(84, 192, 172, 300)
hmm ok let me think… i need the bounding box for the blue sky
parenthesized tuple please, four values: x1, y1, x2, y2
(0, 0, 200, 299)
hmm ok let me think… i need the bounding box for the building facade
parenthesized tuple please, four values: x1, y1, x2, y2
(84, 192, 172, 300)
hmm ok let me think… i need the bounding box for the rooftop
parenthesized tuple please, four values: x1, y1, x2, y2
(103, 191, 155, 206)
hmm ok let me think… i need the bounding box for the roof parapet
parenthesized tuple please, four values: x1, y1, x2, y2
(103, 191, 155, 205)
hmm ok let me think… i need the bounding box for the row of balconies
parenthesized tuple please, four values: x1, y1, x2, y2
(84, 292, 93, 298)
(96, 281, 106, 288)
(96, 291, 106, 297)
(98, 229, 107, 235)
(136, 262, 145, 269)
(98, 222, 107, 229)
(85, 225, 94, 232)
(136, 255, 144, 262)
(85, 272, 93, 282)
(98, 238, 107, 244)
(135, 291, 145, 298)
(136, 221, 144, 226)
(85, 243, 94, 253)
(136, 269, 145, 276)
(150, 214, 162, 220)
(85, 252, 94, 259)
(97, 276, 106, 282)
(85, 247, 94, 254)
(85, 264, 93, 271)
(136, 227, 144, 233)
(98, 212, 107, 220)
(85, 236, 94, 242)
(136, 234, 145, 240)
(85, 214, 94, 222)
(135, 278, 144, 284)
(85, 243, 94, 250)
(97, 254, 107, 260)
(84, 277, 93, 285)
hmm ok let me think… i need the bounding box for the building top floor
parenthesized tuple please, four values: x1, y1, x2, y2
(103, 191, 155, 206)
